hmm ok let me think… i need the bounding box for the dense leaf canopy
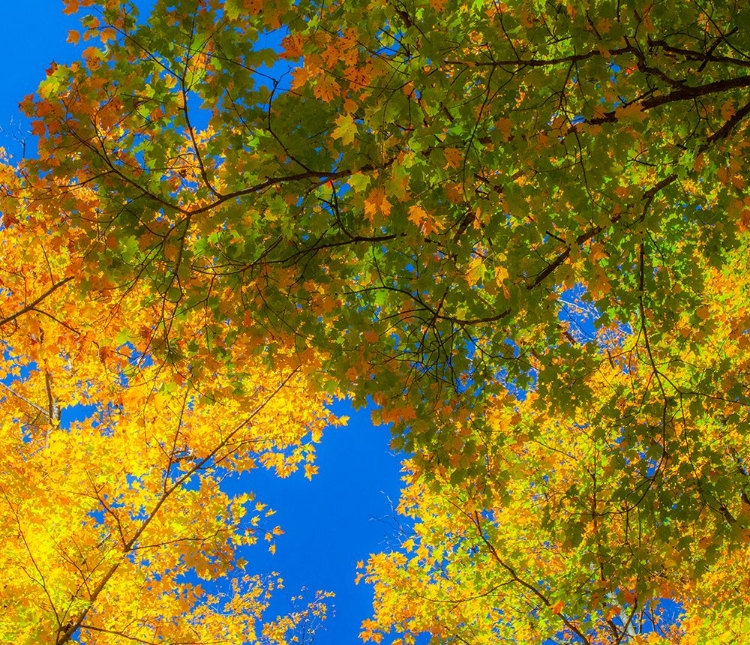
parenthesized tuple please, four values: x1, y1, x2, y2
(0, 162, 339, 643)
(2, 0, 750, 642)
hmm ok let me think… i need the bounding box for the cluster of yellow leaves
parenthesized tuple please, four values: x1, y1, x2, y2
(0, 162, 340, 643)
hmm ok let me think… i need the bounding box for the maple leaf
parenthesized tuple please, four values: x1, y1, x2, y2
(614, 102, 647, 123)
(494, 265, 509, 285)
(332, 113, 358, 146)
(282, 33, 305, 59)
(364, 187, 392, 221)
(443, 147, 462, 169)
(313, 75, 339, 103)
(407, 204, 427, 227)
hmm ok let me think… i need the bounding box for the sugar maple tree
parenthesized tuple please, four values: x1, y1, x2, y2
(362, 246, 750, 644)
(6, 0, 750, 642)
(0, 157, 340, 642)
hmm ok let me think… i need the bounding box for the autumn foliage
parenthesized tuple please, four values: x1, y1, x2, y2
(3, 0, 750, 642)
(0, 152, 340, 643)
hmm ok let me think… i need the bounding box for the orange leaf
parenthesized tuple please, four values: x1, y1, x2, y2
(614, 102, 646, 123)
(313, 75, 339, 103)
(408, 204, 427, 227)
(443, 147, 462, 169)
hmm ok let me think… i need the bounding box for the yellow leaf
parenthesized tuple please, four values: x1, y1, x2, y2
(332, 113, 357, 146)
(408, 204, 427, 227)
(443, 147, 462, 169)
(466, 256, 485, 285)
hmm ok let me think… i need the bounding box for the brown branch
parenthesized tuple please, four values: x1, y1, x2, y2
(0, 276, 74, 329)
(78, 624, 160, 645)
(186, 159, 395, 217)
(704, 98, 750, 146)
(1, 488, 63, 635)
(444, 47, 628, 69)
(647, 38, 750, 69)
(527, 173, 678, 290)
(470, 511, 591, 645)
(179, 32, 221, 199)
(44, 370, 60, 426)
(0, 381, 51, 420)
(30, 307, 81, 335)
(589, 75, 750, 125)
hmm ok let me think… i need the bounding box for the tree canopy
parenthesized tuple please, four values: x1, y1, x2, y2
(3, 0, 750, 642)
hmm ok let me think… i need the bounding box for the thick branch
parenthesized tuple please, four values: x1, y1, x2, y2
(0, 276, 74, 329)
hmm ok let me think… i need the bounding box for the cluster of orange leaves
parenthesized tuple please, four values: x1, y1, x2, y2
(0, 155, 342, 643)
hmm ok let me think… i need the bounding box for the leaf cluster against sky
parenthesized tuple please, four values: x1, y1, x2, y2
(2, 0, 750, 643)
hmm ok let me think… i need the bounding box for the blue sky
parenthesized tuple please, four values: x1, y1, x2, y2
(0, 4, 406, 644)
(244, 403, 405, 644)
(1, 3, 79, 159)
